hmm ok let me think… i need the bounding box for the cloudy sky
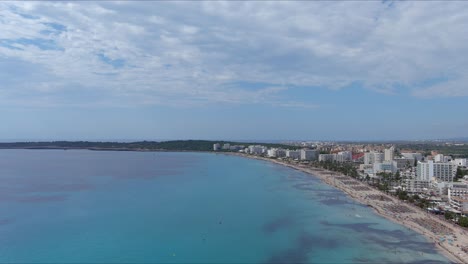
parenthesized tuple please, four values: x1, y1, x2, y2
(1, 1, 467, 141)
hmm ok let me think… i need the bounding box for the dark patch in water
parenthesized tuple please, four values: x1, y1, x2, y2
(0, 218, 13, 225)
(352, 256, 373, 263)
(113, 169, 182, 179)
(319, 198, 352, 206)
(405, 260, 451, 264)
(367, 235, 440, 254)
(321, 221, 412, 239)
(292, 183, 340, 193)
(264, 231, 339, 263)
(18, 195, 67, 203)
(23, 182, 93, 193)
(292, 183, 315, 190)
(263, 217, 294, 233)
(321, 221, 441, 255)
(288, 174, 321, 182)
(352, 256, 449, 264)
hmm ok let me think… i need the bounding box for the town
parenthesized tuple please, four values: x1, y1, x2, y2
(213, 142, 468, 228)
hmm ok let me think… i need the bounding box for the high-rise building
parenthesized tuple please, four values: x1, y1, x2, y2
(364, 152, 384, 164)
(417, 160, 456, 182)
(336, 151, 352, 162)
(267, 148, 277, 157)
(417, 160, 434, 181)
(434, 154, 444, 162)
(213, 143, 220, 151)
(286, 150, 301, 159)
(277, 149, 287, 158)
(319, 154, 336, 162)
(248, 145, 265, 155)
(222, 143, 230, 150)
(300, 149, 318, 161)
(433, 162, 456, 182)
(384, 146, 394, 161)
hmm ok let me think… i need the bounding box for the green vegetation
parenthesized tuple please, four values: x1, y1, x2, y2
(396, 142, 468, 158)
(374, 171, 401, 193)
(0, 140, 292, 152)
(455, 167, 467, 181)
(445, 211, 456, 220)
(459, 216, 468, 227)
(312, 161, 359, 178)
(396, 190, 409, 200)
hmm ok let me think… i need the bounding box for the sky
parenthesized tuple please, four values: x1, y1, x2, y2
(0, 1, 467, 141)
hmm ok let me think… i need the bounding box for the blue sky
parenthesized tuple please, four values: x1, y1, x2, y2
(0, 1, 467, 141)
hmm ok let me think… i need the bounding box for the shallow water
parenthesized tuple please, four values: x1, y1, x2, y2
(0, 150, 451, 263)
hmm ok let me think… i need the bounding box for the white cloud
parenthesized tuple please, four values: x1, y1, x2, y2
(0, 1, 467, 109)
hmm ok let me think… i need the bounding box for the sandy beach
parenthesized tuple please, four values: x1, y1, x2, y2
(228, 153, 468, 264)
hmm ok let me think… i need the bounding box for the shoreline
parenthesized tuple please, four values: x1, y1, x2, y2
(225, 152, 467, 264)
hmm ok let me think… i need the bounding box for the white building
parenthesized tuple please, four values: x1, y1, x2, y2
(364, 152, 384, 165)
(452, 158, 467, 167)
(300, 149, 318, 161)
(267, 148, 278, 158)
(433, 154, 452, 163)
(277, 149, 287, 158)
(336, 151, 352, 162)
(417, 160, 434, 181)
(319, 154, 336, 162)
(248, 145, 265, 155)
(373, 161, 397, 173)
(450, 197, 468, 214)
(405, 179, 431, 193)
(286, 150, 301, 159)
(222, 143, 230, 150)
(448, 183, 468, 200)
(433, 162, 456, 182)
(384, 146, 394, 161)
(213, 143, 220, 151)
(417, 160, 456, 182)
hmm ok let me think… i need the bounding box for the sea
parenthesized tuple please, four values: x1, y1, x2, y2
(0, 149, 451, 263)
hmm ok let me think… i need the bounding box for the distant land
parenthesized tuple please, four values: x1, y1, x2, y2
(1, 139, 468, 157)
(0, 140, 292, 152)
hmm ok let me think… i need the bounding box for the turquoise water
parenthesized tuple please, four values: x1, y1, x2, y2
(0, 150, 451, 263)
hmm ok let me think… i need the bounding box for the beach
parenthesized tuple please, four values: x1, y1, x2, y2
(229, 153, 468, 264)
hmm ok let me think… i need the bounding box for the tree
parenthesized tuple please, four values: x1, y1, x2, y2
(458, 216, 468, 227)
(445, 211, 455, 220)
(455, 167, 465, 181)
(397, 190, 408, 200)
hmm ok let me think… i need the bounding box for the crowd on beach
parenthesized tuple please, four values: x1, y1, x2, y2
(414, 218, 454, 236)
(383, 204, 415, 214)
(350, 186, 372, 191)
(366, 194, 393, 202)
(340, 180, 360, 185)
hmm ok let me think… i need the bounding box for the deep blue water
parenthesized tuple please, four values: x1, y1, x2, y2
(0, 150, 451, 263)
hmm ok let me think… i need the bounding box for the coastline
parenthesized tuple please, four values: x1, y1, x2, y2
(225, 152, 468, 264)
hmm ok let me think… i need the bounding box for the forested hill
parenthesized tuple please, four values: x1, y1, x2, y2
(0, 140, 291, 152)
